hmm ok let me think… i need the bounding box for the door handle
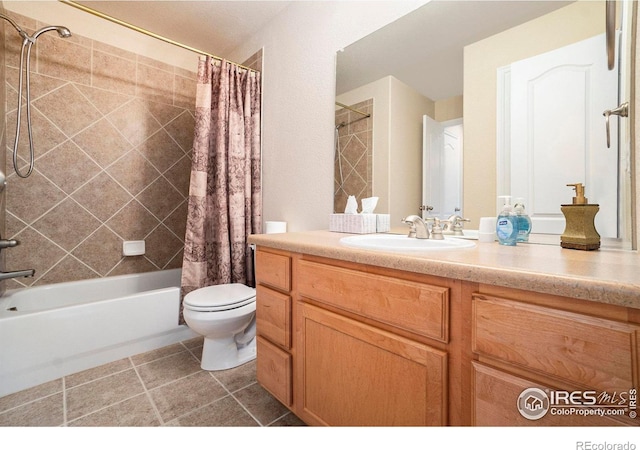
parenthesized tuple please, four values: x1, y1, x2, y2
(603, 102, 628, 148)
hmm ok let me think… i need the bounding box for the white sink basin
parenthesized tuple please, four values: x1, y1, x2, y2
(339, 234, 476, 252)
(449, 229, 478, 240)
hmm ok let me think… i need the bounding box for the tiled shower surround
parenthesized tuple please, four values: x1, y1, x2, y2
(334, 99, 373, 213)
(3, 12, 198, 288)
(2, 13, 264, 290)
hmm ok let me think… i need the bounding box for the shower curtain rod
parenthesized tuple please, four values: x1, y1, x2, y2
(59, 0, 256, 72)
(335, 101, 371, 117)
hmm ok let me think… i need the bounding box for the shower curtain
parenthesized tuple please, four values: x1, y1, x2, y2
(181, 56, 262, 316)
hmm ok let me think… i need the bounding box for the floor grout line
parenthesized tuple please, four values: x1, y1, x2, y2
(62, 377, 68, 426)
(0, 338, 301, 427)
(130, 357, 166, 426)
(229, 389, 264, 426)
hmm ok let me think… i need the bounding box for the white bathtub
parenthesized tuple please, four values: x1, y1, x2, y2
(0, 269, 197, 397)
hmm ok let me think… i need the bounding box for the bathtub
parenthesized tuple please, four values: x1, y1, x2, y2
(0, 269, 197, 397)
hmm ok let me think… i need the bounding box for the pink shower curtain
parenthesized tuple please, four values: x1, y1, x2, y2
(180, 57, 262, 317)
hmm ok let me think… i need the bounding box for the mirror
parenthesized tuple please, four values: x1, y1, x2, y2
(335, 0, 634, 248)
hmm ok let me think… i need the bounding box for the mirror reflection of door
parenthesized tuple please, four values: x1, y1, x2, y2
(498, 33, 619, 238)
(423, 116, 463, 219)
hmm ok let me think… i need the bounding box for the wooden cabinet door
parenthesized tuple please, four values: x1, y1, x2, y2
(472, 362, 631, 426)
(297, 302, 447, 426)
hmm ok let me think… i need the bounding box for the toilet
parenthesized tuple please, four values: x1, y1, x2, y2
(183, 283, 257, 371)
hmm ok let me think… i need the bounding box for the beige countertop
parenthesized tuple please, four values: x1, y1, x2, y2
(249, 230, 640, 309)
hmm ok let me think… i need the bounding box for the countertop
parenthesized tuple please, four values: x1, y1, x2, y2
(249, 230, 640, 309)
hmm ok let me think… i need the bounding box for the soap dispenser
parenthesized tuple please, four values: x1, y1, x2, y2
(560, 183, 600, 251)
(514, 198, 532, 242)
(496, 195, 518, 246)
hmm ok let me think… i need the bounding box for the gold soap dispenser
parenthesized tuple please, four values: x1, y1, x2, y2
(560, 183, 600, 251)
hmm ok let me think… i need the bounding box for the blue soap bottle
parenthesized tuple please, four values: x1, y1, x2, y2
(514, 197, 532, 242)
(496, 195, 518, 246)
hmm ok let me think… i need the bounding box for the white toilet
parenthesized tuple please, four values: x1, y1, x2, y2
(183, 283, 257, 371)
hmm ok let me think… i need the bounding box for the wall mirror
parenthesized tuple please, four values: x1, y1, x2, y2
(335, 0, 634, 249)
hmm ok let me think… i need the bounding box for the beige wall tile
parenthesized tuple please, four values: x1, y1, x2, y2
(5, 13, 198, 286)
(91, 50, 136, 96)
(136, 62, 173, 104)
(36, 34, 91, 85)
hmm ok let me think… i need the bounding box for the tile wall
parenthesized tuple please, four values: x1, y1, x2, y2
(334, 99, 373, 213)
(3, 12, 197, 288)
(2, 12, 263, 289)
(0, 9, 7, 295)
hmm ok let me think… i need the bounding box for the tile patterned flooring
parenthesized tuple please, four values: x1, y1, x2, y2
(0, 337, 305, 427)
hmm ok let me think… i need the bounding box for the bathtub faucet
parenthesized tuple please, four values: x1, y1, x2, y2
(0, 237, 35, 281)
(0, 269, 35, 281)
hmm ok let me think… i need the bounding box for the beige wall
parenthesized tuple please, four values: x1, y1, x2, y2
(389, 76, 433, 224)
(463, 1, 604, 227)
(228, 1, 428, 231)
(337, 75, 433, 225)
(435, 95, 463, 123)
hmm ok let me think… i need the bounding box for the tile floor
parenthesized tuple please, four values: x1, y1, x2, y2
(0, 337, 305, 427)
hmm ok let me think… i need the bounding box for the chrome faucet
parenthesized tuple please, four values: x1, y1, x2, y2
(401, 215, 430, 239)
(0, 268, 34, 281)
(0, 238, 35, 282)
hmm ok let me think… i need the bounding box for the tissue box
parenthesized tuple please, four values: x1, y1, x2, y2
(329, 214, 376, 233)
(376, 214, 390, 233)
(329, 214, 390, 234)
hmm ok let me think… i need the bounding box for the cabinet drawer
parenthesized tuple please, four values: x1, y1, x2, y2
(255, 250, 291, 292)
(256, 336, 292, 406)
(256, 285, 291, 349)
(472, 362, 628, 426)
(472, 294, 640, 392)
(298, 260, 449, 342)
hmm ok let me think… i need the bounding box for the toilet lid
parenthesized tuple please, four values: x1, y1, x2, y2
(183, 283, 256, 311)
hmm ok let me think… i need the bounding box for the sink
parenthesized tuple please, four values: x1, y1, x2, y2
(449, 229, 479, 240)
(339, 234, 476, 252)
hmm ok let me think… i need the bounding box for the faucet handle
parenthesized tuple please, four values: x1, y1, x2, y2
(450, 217, 470, 236)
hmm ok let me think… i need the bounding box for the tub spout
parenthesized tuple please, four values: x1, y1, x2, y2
(0, 269, 35, 281)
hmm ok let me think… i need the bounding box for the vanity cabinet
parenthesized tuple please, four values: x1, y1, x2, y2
(470, 287, 640, 426)
(254, 248, 460, 426)
(253, 243, 640, 427)
(255, 249, 293, 407)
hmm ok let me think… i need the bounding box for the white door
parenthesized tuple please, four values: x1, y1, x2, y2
(507, 33, 618, 237)
(442, 121, 463, 216)
(422, 115, 444, 218)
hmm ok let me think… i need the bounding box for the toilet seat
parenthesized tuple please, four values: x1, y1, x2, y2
(183, 283, 256, 312)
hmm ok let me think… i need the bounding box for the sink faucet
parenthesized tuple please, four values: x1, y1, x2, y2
(401, 215, 430, 239)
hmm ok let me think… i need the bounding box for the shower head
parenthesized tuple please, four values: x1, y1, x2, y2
(56, 27, 72, 38)
(32, 25, 72, 40)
